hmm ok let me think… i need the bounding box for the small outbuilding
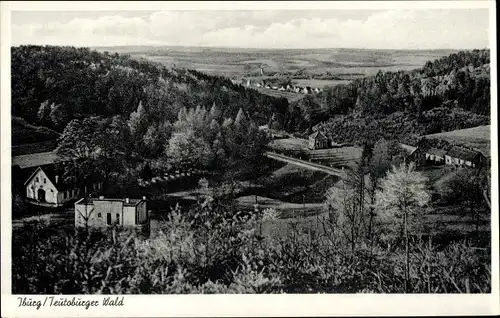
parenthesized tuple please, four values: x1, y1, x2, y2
(75, 196, 148, 229)
(308, 131, 329, 150)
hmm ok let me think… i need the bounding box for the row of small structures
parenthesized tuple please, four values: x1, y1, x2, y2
(231, 78, 323, 95)
(401, 143, 487, 168)
(138, 168, 208, 187)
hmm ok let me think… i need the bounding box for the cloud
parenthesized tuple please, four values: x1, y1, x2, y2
(11, 10, 489, 49)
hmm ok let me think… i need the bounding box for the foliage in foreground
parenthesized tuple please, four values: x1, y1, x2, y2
(13, 198, 490, 294)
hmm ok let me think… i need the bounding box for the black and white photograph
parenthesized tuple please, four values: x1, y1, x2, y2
(1, 0, 498, 316)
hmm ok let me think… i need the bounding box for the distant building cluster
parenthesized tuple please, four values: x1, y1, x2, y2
(230, 78, 323, 95)
(401, 143, 487, 168)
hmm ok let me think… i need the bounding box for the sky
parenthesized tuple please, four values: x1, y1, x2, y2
(10, 9, 490, 49)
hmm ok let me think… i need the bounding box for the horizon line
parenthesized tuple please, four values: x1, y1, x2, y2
(11, 44, 491, 52)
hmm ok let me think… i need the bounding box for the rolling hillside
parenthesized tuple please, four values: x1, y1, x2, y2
(424, 125, 491, 155)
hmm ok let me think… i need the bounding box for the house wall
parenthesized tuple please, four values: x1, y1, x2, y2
(59, 188, 82, 205)
(25, 169, 59, 205)
(123, 206, 136, 226)
(75, 203, 107, 228)
(308, 138, 315, 149)
(425, 153, 444, 163)
(445, 156, 473, 167)
(94, 200, 124, 226)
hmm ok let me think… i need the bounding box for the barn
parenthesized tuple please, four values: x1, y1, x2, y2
(308, 131, 329, 150)
(400, 144, 426, 165)
(24, 166, 102, 207)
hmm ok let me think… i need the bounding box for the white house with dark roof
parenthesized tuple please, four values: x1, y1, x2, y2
(24, 166, 102, 207)
(74, 196, 148, 228)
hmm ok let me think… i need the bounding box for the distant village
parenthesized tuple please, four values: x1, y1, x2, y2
(231, 77, 323, 95)
(230, 65, 323, 95)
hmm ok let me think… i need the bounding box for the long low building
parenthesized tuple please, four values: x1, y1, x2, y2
(401, 142, 487, 168)
(445, 146, 488, 168)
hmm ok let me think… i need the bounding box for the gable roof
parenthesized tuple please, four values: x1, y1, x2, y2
(309, 131, 327, 140)
(400, 143, 417, 155)
(12, 151, 67, 169)
(24, 165, 71, 190)
(24, 165, 101, 191)
(426, 147, 447, 157)
(446, 146, 484, 162)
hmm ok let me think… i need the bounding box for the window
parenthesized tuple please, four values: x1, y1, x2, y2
(36, 177, 39, 182)
(98, 213, 102, 217)
(116, 213, 120, 225)
(44, 178, 47, 184)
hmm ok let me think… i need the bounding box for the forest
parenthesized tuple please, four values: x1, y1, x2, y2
(11, 45, 289, 135)
(278, 50, 490, 143)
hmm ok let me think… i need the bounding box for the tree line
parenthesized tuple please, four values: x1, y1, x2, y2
(279, 49, 490, 137)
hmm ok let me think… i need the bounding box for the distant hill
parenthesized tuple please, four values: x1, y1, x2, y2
(96, 46, 458, 79)
(302, 49, 491, 143)
(11, 45, 290, 136)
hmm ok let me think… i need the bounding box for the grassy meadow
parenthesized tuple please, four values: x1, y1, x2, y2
(424, 125, 491, 155)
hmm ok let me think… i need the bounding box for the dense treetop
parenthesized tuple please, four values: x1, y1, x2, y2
(11, 45, 289, 132)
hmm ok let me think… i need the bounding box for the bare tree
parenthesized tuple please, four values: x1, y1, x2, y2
(77, 201, 95, 233)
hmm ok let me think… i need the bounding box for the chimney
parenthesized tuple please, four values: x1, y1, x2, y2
(55, 175, 59, 184)
(142, 196, 147, 201)
(125, 197, 130, 204)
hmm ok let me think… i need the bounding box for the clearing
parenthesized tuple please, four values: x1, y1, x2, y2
(424, 125, 490, 155)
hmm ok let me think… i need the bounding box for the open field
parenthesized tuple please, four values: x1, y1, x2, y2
(268, 138, 362, 168)
(424, 125, 491, 156)
(269, 137, 309, 150)
(253, 87, 306, 102)
(97, 46, 456, 85)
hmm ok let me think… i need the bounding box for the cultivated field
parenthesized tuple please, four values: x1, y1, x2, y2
(424, 125, 491, 155)
(98, 46, 456, 85)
